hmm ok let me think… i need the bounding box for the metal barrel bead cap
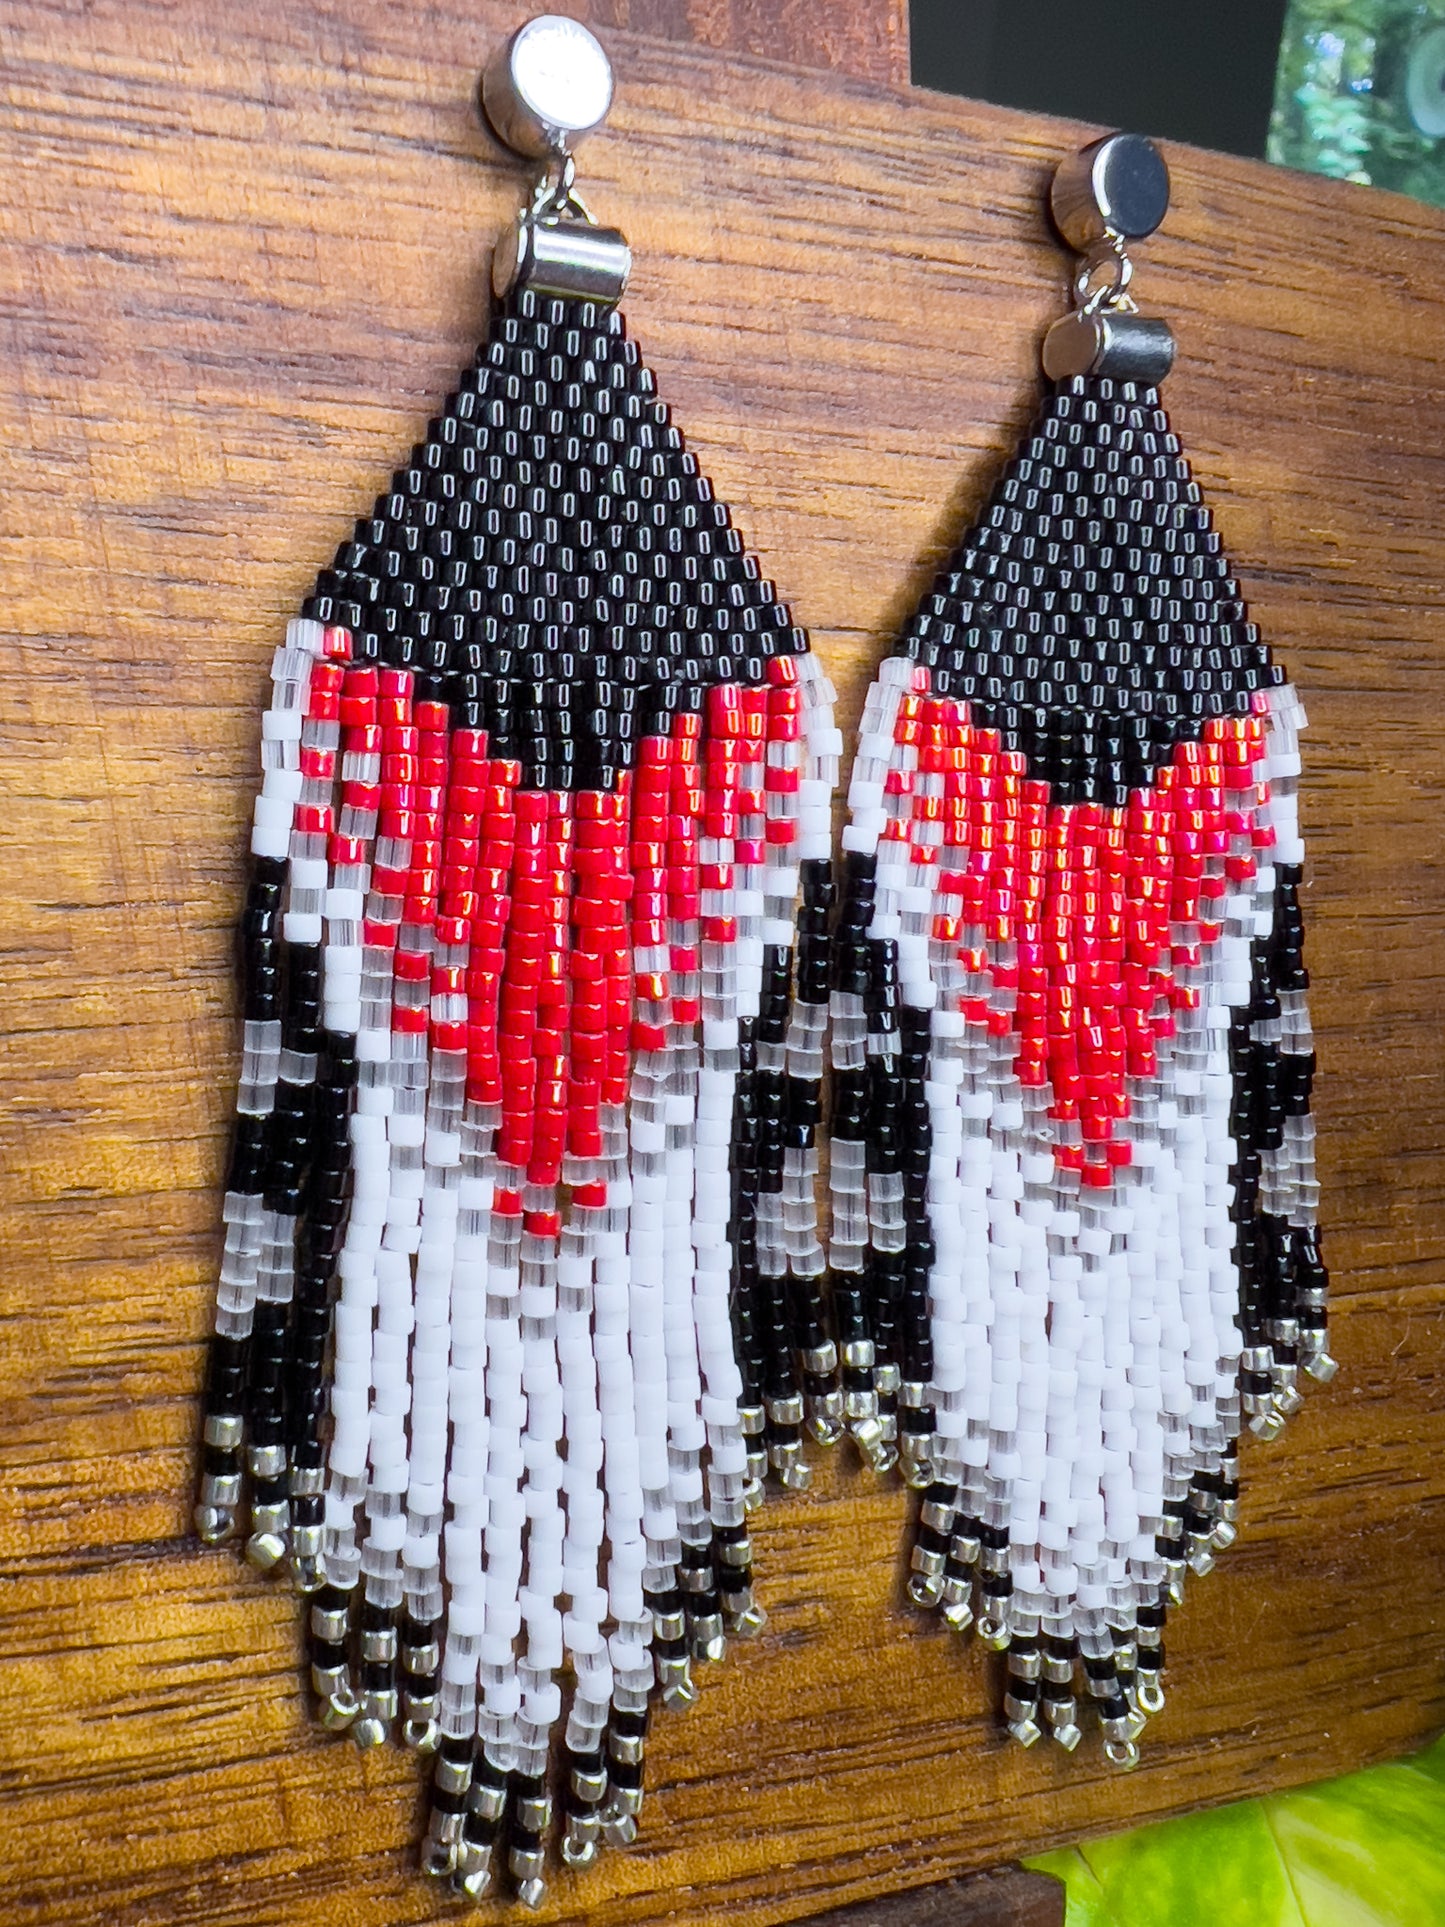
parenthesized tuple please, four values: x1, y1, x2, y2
(491, 212, 632, 305)
(1042, 309, 1176, 386)
(1051, 133, 1171, 252)
(481, 15, 615, 159)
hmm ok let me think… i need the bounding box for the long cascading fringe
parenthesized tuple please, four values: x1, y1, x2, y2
(830, 372, 1329, 1764)
(196, 287, 841, 1902)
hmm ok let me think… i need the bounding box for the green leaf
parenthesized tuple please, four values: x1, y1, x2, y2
(1076, 1799, 1310, 1927)
(1025, 1737, 1445, 1927)
(1262, 1754, 1445, 1927)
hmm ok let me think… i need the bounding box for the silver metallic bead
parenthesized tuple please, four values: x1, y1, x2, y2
(245, 1530, 288, 1572)
(311, 1604, 349, 1643)
(600, 1812, 637, 1848)
(691, 1617, 727, 1664)
(849, 1414, 896, 1472)
(978, 1613, 1011, 1652)
(435, 1756, 472, 1796)
(658, 1657, 697, 1711)
(456, 1837, 493, 1880)
(193, 1503, 236, 1545)
(423, 1840, 456, 1881)
(288, 1554, 323, 1593)
(403, 1717, 439, 1753)
(561, 1831, 599, 1870)
(203, 1413, 244, 1450)
(807, 1398, 844, 1446)
(1136, 1678, 1166, 1716)
(469, 1780, 508, 1823)
(429, 1810, 466, 1848)
(940, 1579, 973, 1634)
(728, 1600, 768, 1639)
(517, 1793, 551, 1833)
(200, 1471, 242, 1509)
(313, 1681, 358, 1735)
(770, 1442, 812, 1490)
(248, 1443, 287, 1480)
(290, 1527, 323, 1568)
(351, 1716, 387, 1750)
(609, 1731, 644, 1767)
(766, 1392, 804, 1428)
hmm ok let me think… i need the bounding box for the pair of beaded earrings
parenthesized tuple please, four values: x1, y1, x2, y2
(195, 15, 1332, 1907)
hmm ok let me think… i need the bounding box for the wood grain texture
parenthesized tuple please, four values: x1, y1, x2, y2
(1, 2, 1443, 1924)
(804, 1869, 1064, 1927)
(584, 0, 908, 88)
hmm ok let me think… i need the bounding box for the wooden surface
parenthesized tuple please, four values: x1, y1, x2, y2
(2, 2, 1444, 1923)
(583, 0, 908, 87)
(806, 1869, 1064, 1927)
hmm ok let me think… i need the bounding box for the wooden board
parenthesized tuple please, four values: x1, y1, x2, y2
(807, 1869, 1064, 1927)
(1, 3, 1443, 1923)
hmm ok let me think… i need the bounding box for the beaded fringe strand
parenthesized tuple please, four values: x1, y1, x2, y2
(831, 373, 1331, 1765)
(197, 287, 841, 1902)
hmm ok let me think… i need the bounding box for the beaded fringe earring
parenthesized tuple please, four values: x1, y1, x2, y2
(194, 18, 841, 1903)
(830, 137, 1333, 1765)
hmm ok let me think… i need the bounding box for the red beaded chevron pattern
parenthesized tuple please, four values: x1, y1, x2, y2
(197, 289, 840, 1903)
(831, 373, 1329, 1768)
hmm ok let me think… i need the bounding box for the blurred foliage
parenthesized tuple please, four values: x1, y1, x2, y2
(1269, 0, 1445, 205)
(1025, 1731, 1445, 1926)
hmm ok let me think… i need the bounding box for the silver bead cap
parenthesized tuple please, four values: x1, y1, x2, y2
(482, 16, 615, 160)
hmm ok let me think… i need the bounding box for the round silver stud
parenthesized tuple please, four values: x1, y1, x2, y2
(1052, 133, 1171, 254)
(482, 16, 614, 161)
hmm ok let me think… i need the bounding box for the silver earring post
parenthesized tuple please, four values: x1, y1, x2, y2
(1043, 133, 1176, 387)
(481, 15, 631, 308)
